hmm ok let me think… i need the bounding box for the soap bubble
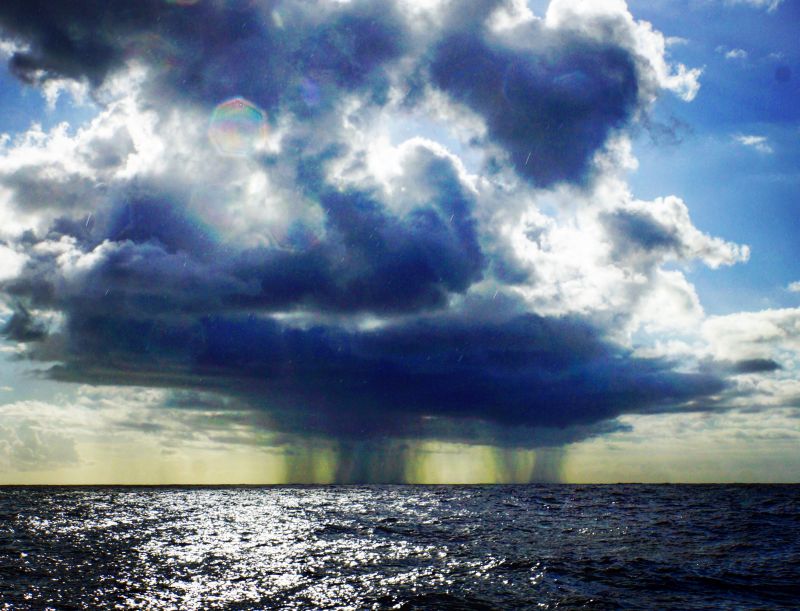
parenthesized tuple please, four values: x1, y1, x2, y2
(208, 97, 268, 157)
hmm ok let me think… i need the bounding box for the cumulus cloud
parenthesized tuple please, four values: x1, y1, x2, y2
(489, 163, 747, 338)
(0, 0, 757, 480)
(601, 196, 749, 269)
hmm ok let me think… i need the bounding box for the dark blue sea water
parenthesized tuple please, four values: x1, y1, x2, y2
(1, 485, 798, 609)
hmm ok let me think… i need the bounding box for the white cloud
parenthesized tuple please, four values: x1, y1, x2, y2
(632, 269, 705, 335)
(735, 134, 773, 154)
(703, 307, 800, 361)
(487, 0, 538, 31)
(0, 63, 319, 250)
(486, 141, 747, 340)
(725, 0, 784, 12)
(665, 36, 689, 47)
(0, 244, 26, 282)
(788, 281, 800, 293)
(0, 38, 27, 59)
(724, 48, 748, 60)
(609, 195, 750, 269)
(620, 408, 800, 446)
(40, 78, 90, 109)
(0, 408, 79, 472)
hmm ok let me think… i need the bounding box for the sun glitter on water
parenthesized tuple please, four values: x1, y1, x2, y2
(208, 97, 269, 157)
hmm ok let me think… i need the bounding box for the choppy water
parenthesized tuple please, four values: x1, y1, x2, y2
(1, 485, 798, 609)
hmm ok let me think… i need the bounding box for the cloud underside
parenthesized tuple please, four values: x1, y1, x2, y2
(0, 0, 752, 466)
(39, 308, 723, 443)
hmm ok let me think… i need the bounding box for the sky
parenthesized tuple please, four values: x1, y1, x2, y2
(0, 0, 798, 484)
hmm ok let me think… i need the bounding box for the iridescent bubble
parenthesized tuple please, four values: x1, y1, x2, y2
(124, 33, 181, 74)
(208, 97, 269, 157)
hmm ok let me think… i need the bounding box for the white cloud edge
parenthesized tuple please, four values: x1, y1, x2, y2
(734, 134, 774, 154)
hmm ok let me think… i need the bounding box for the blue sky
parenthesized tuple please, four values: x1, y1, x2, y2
(0, 0, 798, 483)
(627, 0, 800, 313)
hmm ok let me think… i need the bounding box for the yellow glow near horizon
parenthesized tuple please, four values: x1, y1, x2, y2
(1, 439, 544, 485)
(3, 425, 800, 485)
(405, 442, 538, 484)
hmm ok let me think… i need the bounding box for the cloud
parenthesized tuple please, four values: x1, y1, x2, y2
(428, 18, 639, 186)
(0, 0, 756, 479)
(665, 36, 689, 47)
(0, 0, 702, 189)
(545, 0, 702, 102)
(717, 46, 748, 60)
(491, 170, 747, 336)
(724, 0, 784, 12)
(420, 0, 703, 186)
(0, 0, 409, 109)
(601, 196, 749, 270)
(0, 405, 79, 472)
(787, 281, 800, 293)
(1, 303, 48, 342)
(0, 244, 26, 282)
(730, 358, 782, 374)
(26, 300, 724, 446)
(703, 308, 800, 361)
(735, 134, 774, 154)
(2, 142, 484, 317)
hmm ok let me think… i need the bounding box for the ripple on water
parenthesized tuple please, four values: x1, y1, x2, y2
(0, 485, 799, 609)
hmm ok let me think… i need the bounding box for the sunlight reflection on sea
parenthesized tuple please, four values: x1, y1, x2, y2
(1, 485, 799, 609)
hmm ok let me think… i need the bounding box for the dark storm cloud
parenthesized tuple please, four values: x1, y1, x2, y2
(0, 0, 145, 85)
(30, 301, 725, 446)
(731, 359, 783, 374)
(0, 0, 407, 112)
(427, 19, 640, 186)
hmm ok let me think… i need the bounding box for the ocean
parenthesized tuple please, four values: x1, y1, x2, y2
(1, 485, 798, 609)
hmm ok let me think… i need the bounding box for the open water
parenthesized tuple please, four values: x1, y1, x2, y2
(0, 485, 798, 609)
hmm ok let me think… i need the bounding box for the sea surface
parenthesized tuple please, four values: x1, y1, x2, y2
(1, 485, 798, 609)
